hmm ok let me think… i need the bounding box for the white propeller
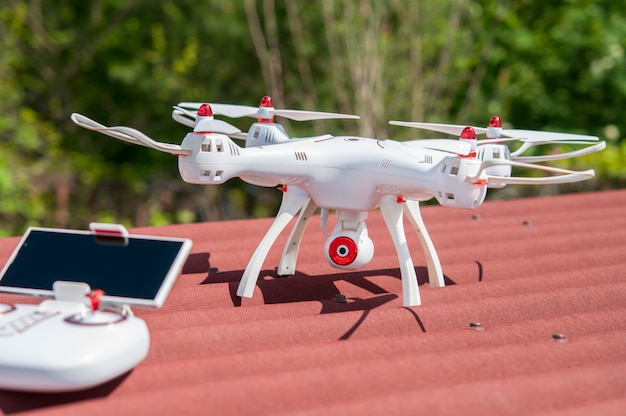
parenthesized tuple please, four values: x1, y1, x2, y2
(512, 141, 606, 162)
(71, 113, 191, 156)
(390, 120, 489, 137)
(468, 158, 596, 186)
(389, 120, 599, 143)
(171, 106, 242, 135)
(178, 96, 360, 122)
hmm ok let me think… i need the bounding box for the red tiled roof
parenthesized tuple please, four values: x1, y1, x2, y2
(1, 189, 625, 415)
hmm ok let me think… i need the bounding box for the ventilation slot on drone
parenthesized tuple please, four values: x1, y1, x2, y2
(379, 159, 391, 169)
(424, 155, 433, 164)
(295, 152, 308, 161)
(229, 143, 240, 156)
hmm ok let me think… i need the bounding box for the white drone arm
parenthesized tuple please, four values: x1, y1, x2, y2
(469, 159, 595, 185)
(71, 113, 191, 156)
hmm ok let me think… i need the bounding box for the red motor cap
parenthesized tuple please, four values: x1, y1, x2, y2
(488, 116, 502, 128)
(460, 126, 477, 140)
(259, 96, 274, 108)
(197, 103, 213, 117)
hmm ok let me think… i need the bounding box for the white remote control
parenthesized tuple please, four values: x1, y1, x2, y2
(0, 284, 149, 392)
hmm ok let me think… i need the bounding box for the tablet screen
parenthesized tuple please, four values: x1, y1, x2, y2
(0, 227, 192, 308)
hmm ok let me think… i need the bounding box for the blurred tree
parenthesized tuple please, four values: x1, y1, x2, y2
(0, 0, 277, 234)
(467, 0, 626, 193)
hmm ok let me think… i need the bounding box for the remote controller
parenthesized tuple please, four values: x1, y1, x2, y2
(0, 294, 149, 392)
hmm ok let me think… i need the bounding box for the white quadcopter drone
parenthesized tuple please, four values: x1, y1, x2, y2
(71, 96, 605, 306)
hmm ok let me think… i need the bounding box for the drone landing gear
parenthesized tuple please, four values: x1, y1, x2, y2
(277, 199, 318, 276)
(236, 187, 311, 298)
(403, 200, 445, 288)
(236, 189, 445, 308)
(379, 197, 445, 307)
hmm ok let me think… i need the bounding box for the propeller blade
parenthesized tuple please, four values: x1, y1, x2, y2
(71, 113, 149, 147)
(403, 138, 472, 155)
(389, 120, 489, 136)
(173, 106, 243, 136)
(71, 113, 191, 156)
(484, 171, 595, 185)
(476, 137, 526, 145)
(391, 120, 600, 144)
(469, 158, 595, 185)
(109, 126, 191, 154)
(178, 102, 359, 121)
(193, 118, 242, 135)
(177, 102, 258, 118)
(510, 140, 603, 158)
(211, 103, 259, 118)
(274, 109, 360, 121)
(500, 129, 599, 142)
(172, 108, 196, 128)
(513, 141, 606, 163)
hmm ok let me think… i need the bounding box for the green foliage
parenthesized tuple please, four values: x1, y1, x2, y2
(0, 0, 623, 236)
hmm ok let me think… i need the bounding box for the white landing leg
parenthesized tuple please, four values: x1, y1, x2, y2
(237, 188, 311, 298)
(277, 199, 318, 276)
(403, 200, 445, 288)
(379, 196, 421, 307)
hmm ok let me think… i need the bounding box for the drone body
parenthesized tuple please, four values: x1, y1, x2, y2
(71, 97, 604, 306)
(178, 132, 488, 211)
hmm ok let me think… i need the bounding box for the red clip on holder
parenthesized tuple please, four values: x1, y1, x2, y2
(89, 223, 129, 246)
(88, 289, 105, 312)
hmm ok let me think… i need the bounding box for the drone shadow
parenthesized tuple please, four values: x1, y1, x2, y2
(199, 264, 442, 340)
(197, 260, 456, 309)
(185, 253, 462, 339)
(182, 252, 214, 275)
(0, 371, 131, 415)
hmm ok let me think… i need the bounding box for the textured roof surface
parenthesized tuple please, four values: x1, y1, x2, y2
(1, 189, 625, 415)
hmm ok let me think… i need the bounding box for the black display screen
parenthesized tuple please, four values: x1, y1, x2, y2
(0, 228, 192, 307)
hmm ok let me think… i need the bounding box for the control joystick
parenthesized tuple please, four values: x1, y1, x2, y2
(64, 289, 126, 325)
